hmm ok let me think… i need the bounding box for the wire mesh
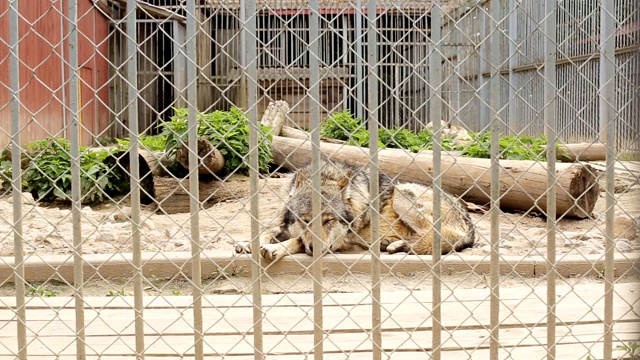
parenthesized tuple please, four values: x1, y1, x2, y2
(0, 0, 638, 359)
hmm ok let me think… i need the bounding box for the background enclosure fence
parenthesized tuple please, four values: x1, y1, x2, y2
(0, 0, 639, 359)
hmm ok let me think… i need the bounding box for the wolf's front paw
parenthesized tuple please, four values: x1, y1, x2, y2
(260, 243, 287, 262)
(386, 240, 411, 254)
(235, 242, 252, 254)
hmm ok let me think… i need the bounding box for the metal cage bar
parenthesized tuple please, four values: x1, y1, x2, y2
(367, 0, 382, 358)
(489, 0, 502, 357)
(68, 0, 88, 358)
(601, 0, 617, 358)
(430, 2, 443, 359)
(185, 0, 204, 358)
(245, 0, 264, 358)
(9, 0, 26, 358)
(543, 0, 558, 358)
(126, 0, 145, 357)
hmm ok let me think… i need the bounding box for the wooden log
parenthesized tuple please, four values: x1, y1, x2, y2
(271, 136, 600, 218)
(260, 100, 289, 136)
(557, 142, 607, 162)
(176, 136, 225, 175)
(152, 175, 249, 214)
(280, 126, 348, 144)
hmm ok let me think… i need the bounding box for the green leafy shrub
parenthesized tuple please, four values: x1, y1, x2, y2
(116, 134, 167, 152)
(160, 107, 273, 174)
(20, 138, 127, 204)
(320, 110, 365, 141)
(460, 131, 548, 160)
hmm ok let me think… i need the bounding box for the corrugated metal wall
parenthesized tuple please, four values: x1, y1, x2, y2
(0, 0, 110, 148)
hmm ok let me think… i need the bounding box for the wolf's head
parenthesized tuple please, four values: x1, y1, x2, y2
(284, 189, 355, 256)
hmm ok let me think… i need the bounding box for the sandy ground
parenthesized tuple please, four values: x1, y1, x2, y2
(0, 161, 638, 296)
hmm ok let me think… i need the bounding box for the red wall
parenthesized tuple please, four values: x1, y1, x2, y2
(0, 0, 110, 148)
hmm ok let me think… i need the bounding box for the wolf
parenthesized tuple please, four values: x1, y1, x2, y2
(235, 159, 475, 262)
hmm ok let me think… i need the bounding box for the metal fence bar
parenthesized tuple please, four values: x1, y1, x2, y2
(543, 0, 557, 359)
(9, 1, 26, 358)
(507, 0, 518, 133)
(601, 0, 617, 358)
(308, 1, 324, 358)
(429, 2, 443, 359)
(245, 1, 264, 358)
(68, 0, 87, 358)
(489, 0, 502, 357)
(126, 0, 145, 357)
(185, 0, 204, 358)
(367, 0, 381, 357)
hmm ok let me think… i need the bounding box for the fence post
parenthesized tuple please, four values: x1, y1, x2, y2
(9, 0, 27, 359)
(600, 0, 617, 358)
(429, 2, 444, 359)
(125, 0, 145, 358)
(543, 0, 558, 359)
(367, 0, 382, 358)
(489, 0, 502, 357)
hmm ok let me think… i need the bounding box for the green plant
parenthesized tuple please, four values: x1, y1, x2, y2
(320, 110, 365, 141)
(116, 134, 167, 152)
(0, 160, 11, 191)
(20, 138, 127, 204)
(26, 284, 57, 297)
(160, 107, 273, 174)
(460, 131, 548, 160)
(616, 340, 640, 359)
(107, 289, 131, 297)
(172, 290, 183, 296)
(199, 107, 272, 174)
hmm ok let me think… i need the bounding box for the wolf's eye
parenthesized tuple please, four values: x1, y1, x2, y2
(322, 218, 334, 226)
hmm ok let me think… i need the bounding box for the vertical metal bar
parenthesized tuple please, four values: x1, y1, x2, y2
(489, 0, 502, 357)
(543, 0, 557, 359)
(239, 0, 247, 110)
(600, 0, 616, 358)
(429, 2, 443, 360)
(355, 0, 363, 119)
(367, 0, 381, 358)
(173, 21, 186, 108)
(308, 1, 324, 358)
(245, 1, 263, 359)
(507, 0, 518, 134)
(9, 1, 26, 359)
(126, 0, 145, 358)
(185, 1, 203, 359)
(478, 10, 488, 130)
(68, 0, 87, 358)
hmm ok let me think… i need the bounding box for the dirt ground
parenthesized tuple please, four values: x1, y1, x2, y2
(0, 161, 638, 296)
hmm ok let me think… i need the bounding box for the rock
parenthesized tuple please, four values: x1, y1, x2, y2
(563, 239, 582, 247)
(613, 216, 637, 239)
(588, 240, 605, 251)
(615, 240, 633, 253)
(498, 239, 513, 249)
(6, 192, 35, 204)
(579, 246, 602, 255)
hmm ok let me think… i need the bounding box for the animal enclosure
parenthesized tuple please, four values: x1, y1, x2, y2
(0, 0, 639, 359)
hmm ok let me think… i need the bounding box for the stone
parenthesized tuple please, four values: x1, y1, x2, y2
(498, 239, 513, 249)
(613, 216, 637, 240)
(615, 240, 633, 253)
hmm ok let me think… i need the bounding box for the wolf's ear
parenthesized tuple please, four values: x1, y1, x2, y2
(337, 170, 353, 189)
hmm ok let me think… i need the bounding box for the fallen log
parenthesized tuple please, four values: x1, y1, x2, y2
(557, 142, 607, 162)
(261, 100, 289, 136)
(152, 175, 249, 214)
(271, 136, 600, 218)
(176, 136, 225, 175)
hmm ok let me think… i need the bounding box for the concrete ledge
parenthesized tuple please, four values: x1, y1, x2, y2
(1, 251, 638, 284)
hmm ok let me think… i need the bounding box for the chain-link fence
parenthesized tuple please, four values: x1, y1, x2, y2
(1, 0, 639, 358)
